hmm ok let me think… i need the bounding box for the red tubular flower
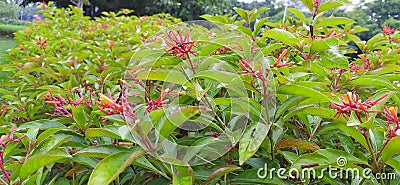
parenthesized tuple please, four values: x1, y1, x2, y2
(330, 92, 388, 122)
(165, 30, 198, 59)
(145, 88, 170, 114)
(237, 59, 269, 82)
(382, 106, 399, 138)
(350, 55, 371, 72)
(382, 25, 398, 35)
(97, 93, 123, 115)
(271, 49, 295, 69)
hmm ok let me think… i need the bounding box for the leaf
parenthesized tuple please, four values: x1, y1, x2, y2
(17, 119, 66, 131)
(35, 128, 64, 146)
(230, 169, 284, 184)
(318, 1, 344, 13)
(262, 43, 284, 56)
(239, 122, 270, 165)
(315, 17, 356, 28)
(173, 165, 194, 185)
(288, 8, 306, 21)
(320, 49, 350, 70)
(264, 29, 300, 49)
(135, 69, 189, 86)
(276, 84, 330, 103)
(85, 127, 121, 140)
(158, 106, 202, 139)
(74, 145, 130, 158)
(233, 7, 249, 23)
(249, 7, 268, 22)
(381, 136, 400, 162)
(310, 38, 337, 54)
(88, 149, 146, 185)
(290, 149, 366, 170)
(274, 138, 320, 151)
(72, 106, 87, 130)
(203, 165, 240, 185)
(278, 151, 299, 164)
(300, 0, 314, 12)
(348, 76, 396, 90)
(319, 122, 368, 150)
(20, 149, 71, 180)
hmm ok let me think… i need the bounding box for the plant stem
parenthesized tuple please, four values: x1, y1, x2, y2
(364, 131, 380, 173)
(0, 151, 11, 182)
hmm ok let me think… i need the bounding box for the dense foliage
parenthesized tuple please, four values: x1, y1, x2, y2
(0, 0, 400, 184)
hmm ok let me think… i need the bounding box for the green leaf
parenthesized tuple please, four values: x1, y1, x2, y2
(249, 7, 268, 22)
(300, 0, 314, 12)
(74, 145, 130, 158)
(262, 43, 284, 56)
(17, 119, 66, 131)
(318, 1, 344, 13)
(173, 165, 194, 185)
(288, 8, 306, 21)
(315, 17, 356, 28)
(319, 122, 368, 149)
(381, 136, 400, 162)
(291, 149, 366, 170)
(239, 122, 270, 165)
(88, 149, 146, 185)
(274, 138, 320, 151)
(320, 49, 350, 70)
(35, 128, 64, 146)
(203, 165, 240, 185)
(230, 169, 284, 184)
(348, 76, 396, 90)
(85, 127, 121, 140)
(135, 69, 189, 86)
(20, 149, 71, 180)
(310, 38, 337, 54)
(72, 106, 87, 130)
(264, 29, 300, 49)
(233, 7, 249, 23)
(276, 84, 330, 103)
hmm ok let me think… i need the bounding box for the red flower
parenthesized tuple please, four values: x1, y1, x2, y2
(330, 92, 388, 122)
(382, 106, 399, 138)
(350, 55, 371, 72)
(97, 93, 123, 115)
(270, 49, 295, 69)
(238, 59, 269, 82)
(145, 88, 170, 114)
(165, 30, 198, 59)
(382, 25, 398, 35)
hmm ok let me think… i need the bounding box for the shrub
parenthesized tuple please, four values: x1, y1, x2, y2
(0, 24, 28, 37)
(0, 1, 399, 184)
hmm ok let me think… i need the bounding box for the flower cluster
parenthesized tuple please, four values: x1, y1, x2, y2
(35, 38, 48, 47)
(238, 59, 270, 82)
(350, 56, 371, 72)
(0, 103, 9, 115)
(165, 30, 198, 59)
(270, 49, 295, 68)
(382, 106, 399, 138)
(330, 92, 388, 122)
(0, 125, 26, 183)
(97, 92, 123, 115)
(382, 25, 398, 35)
(44, 87, 93, 118)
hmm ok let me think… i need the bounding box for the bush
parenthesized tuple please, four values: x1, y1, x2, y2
(0, 1, 399, 184)
(0, 24, 28, 37)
